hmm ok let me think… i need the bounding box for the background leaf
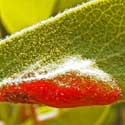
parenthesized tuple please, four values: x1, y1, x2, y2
(0, 0, 90, 34)
(42, 102, 125, 125)
(43, 106, 110, 125)
(0, 0, 56, 33)
(52, 0, 89, 15)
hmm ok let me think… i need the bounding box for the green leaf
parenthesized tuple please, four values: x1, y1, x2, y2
(20, 106, 110, 125)
(0, 103, 21, 125)
(101, 103, 120, 125)
(37, 103, 124, 125)
(0, 0, 56, 33)
(39, 106, 110, 125)
(0, 0, 124, 97)
(52, 0, 89, 15)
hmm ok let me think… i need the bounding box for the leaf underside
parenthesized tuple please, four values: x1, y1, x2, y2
(0, 0, 125, 98)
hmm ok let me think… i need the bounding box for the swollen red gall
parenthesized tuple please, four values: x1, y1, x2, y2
(0, 57, 121, 107)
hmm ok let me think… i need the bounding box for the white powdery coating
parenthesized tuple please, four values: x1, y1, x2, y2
(0, 56, 114, 87)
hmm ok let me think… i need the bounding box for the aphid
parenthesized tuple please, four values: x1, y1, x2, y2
(0, 57, 121, 107)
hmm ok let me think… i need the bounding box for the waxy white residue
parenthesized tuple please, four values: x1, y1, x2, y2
(0, 56, 114, 86)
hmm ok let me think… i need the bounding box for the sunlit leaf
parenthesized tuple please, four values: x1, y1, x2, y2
(0, 0, 56, 33)
(39, 103, 124, 125)
(41, 106, 110, 125)
(52, 0, 89, 15)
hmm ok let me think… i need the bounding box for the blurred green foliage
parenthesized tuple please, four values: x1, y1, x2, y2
(0, 0, 87, 33)
(0, 0, 56, 33)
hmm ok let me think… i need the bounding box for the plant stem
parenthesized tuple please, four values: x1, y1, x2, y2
(19, 104, 29, 122)
(30, 105, 39, 125)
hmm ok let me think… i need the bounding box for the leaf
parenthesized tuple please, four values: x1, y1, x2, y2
(0, 0, 124, 98)
(100, 103, 120, 125)
(39, 106, 111, 125)
(0, 0, 56, 33)
(0, 0, 91, 34)
(36, 103, 124, 125)
(52, 0, 89, 15)
(18, 106, 110, 125)
(0, 103, 21, 125)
